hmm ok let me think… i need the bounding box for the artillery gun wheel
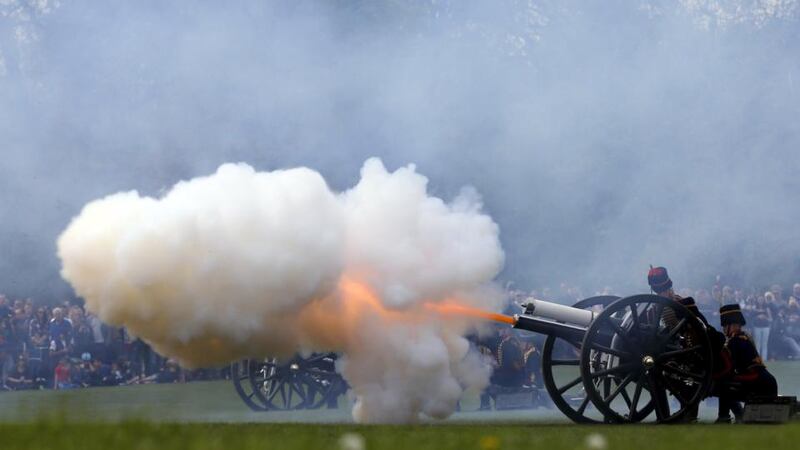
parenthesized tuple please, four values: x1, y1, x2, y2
(231, 359, 270, 411)
(232, 354, 343, 411)
(580, 294, 713, 423)
(541, 295, 620, 423)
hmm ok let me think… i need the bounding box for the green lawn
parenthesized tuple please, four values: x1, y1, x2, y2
(2, 361, 797, 423)
(0, 362, 797, 449)
(1, 421, 799, 450)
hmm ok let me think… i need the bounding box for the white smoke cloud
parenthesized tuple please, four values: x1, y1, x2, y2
(342, 158, 503, 308)
(57, 157, 504, 423)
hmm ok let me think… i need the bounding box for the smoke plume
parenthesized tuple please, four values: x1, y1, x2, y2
(2, 1, 800, 301)
(57, 157, 504, 423)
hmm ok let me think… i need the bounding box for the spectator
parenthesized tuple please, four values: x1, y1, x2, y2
(48, 307, 72, 342)
(6, 357, 34, 390)
(49, 332, 71, 367)
(750, 293, 773, 360)
(711, 285, 722, 306)
(75, 352, 96, 387)
(790, 283, 800, 304)
(770, 284, 785, 305)
(721, 285, 735, 305)
(11, 307, 28, 352)
(29, 307, 49, 337)
(0, 295, 12, 320)
(108, 361, 127, 386)
(776, 301, 800, 359)
(695, 289, 717, 323)
(0, 346, 13, 390)
(127, 359, 181, 384)
(53, 358, 73, 389)
(88, 357, 113, 386)
(597, 286, 615, 296)
(734, 288, 746, 307)
(86, 312, 105, 345)
(0, 317, 12, 351)
(67, 306, 82, 326)
(83, 312, 106, 361)
(21, 303, 34, 329)
(156, 360, 181, 383)
(72, 316, 94, 358)
(28, 308, 50, 386)
(0, 315, 19, 374)
(29, 311, 49, 346)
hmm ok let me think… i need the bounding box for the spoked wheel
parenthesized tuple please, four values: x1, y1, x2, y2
(252, 353, 343, 410)
(231, 354, 344, 411)
(580, 294, 713, 423)
(231, 359, 270, 411)
(541, 295, 620, 423)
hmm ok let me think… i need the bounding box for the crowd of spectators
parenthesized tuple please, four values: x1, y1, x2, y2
(3, 278, 798, 393)
(0, 294, 225, 392)
(507, 280, 800, 362)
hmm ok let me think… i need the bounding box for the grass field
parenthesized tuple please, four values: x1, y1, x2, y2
(0, 361, 798, 449)
(2, 421, 800, 450)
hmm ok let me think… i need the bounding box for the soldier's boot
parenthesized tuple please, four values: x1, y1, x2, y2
(681, 403, 699, 423)
(479, 392, 492, 411)
(730, 401, 744, 423)
(326, 396, 338, 409)
(716, 396, 734, 424)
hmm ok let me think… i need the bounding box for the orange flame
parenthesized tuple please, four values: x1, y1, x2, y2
(424, 302, 516, 325)
(298, 277, 515, 350)
(338, 276, 515, 325)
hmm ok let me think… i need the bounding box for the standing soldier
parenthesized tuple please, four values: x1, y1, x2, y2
(715, 304, 778, 423)
(494, 328, 526, 388)
(522, 339, 542, 387)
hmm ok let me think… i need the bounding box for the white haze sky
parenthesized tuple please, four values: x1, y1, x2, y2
(1, 0, 799, 300)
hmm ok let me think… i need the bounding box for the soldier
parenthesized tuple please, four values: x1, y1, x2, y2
(648, 267, 705, 318)
(522, 339, 542, 388)
(476, 327, 525, 410)
(493, 328, 526, 388)
(647, 266, 726, 422)
(715, 304, 778, 423)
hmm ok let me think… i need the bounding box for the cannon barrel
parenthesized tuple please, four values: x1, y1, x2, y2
(518, 298, 595, 326)
(511, 298, 597, 341)
(513, 314, 587, 342)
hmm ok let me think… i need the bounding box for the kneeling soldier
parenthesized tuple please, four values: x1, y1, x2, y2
(715, 304, 778, 423)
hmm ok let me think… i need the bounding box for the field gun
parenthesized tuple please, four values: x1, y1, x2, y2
(229, 293, 715, 423)
(509, 294, 714, 423)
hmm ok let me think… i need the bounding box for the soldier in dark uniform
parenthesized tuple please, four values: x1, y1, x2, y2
(715, 304, 778, 423)
(473, 328, 501, 410)
(647, 266, 726, 422)
(648, 267, 710, 325)
(475, 327, 525, 410)
(493, 328, 526, 388)
(522, 339, 542, 387)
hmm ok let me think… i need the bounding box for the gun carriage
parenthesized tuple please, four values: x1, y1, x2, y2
(231, 293, 714, 423)
(231, 353, 345, 411)
(527, 294, 713, 423)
